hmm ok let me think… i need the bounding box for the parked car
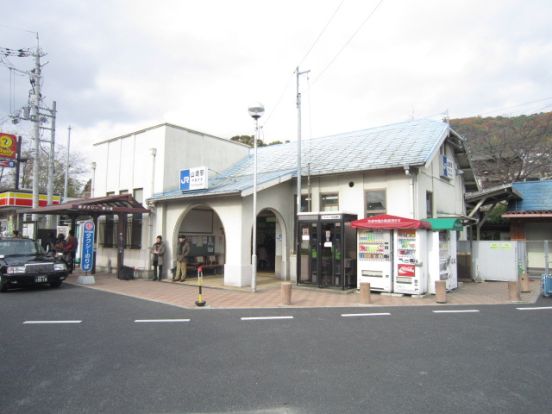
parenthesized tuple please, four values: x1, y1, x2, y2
(0, 238, 68, 292)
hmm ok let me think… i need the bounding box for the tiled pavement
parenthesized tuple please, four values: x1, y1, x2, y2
(65, 271, 542, 310)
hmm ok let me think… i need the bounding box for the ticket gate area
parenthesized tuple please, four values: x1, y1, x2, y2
(297, 213, 357, 290)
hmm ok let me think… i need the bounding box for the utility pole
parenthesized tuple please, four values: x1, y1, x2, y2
(295, 66, 310, 250)
(30, 40, 42, 221)
(64, 125, 71, 201)
(46, 100, 56, 227)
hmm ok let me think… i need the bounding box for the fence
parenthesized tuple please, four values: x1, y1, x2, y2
(457, 240, 541, 281)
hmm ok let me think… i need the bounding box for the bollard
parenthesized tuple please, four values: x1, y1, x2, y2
(281, 282, 292, 305)
(520, 272, 530, 293)
(435, 280, 447, 304)
(195, 266, 206, 307)
(360, 282, 371, 305)
(508, 281, 521, 302)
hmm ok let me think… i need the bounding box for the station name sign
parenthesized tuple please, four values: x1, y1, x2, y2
(180, 166, 208, 191)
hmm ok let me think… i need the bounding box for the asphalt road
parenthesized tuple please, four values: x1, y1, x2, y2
(1, 284, 551, 414)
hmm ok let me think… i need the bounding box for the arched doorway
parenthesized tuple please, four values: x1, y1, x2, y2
(175, 206, 226, 278)
(254, 208, 287, 279)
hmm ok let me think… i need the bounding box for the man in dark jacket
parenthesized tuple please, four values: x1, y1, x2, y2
(173, 235, 190, 282)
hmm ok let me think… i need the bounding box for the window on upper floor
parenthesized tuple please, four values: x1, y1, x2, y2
(365, 190, 386, 217)
(426, 191, 433, 218)
(320, 193, 339, 212)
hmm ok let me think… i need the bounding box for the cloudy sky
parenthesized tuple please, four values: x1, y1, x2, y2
(1, 0, 551, 163)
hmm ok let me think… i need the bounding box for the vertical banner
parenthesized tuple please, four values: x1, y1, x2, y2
(81, 220, 95, 272)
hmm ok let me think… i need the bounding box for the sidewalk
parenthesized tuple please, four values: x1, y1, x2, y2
(65, 271, 541, 310)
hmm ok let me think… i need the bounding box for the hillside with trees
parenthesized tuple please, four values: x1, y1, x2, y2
(450, 112, 552, 189)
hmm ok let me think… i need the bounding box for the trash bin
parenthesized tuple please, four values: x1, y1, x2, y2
(118, 265, 134, 280)
(542, 274, 552, 297)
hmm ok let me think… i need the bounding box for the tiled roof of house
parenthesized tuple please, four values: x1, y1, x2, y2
(507, 180, 552, 213)
(151, 118, 455, 201)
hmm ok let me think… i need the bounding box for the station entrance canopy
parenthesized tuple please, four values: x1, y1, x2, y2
(21, 194, 150, 277)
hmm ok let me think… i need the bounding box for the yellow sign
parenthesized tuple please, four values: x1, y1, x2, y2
(0, 133, 17, 159)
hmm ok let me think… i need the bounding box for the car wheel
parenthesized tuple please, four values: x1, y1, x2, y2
(0, 281, 7, 293)
(50, 280, 62, 288)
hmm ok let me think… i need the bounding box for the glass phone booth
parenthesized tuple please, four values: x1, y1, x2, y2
(297, 212, 357, 290)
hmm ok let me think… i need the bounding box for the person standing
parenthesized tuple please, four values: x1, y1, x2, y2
(151, 235, 166, 281)
(64, 230, 78, 273)
(173, 235, 190, 282)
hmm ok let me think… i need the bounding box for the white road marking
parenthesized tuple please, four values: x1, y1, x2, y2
(433, 309, 480, 314)
(241, 316, 294, 321)
(516, 306, 552, 311)
(23, 320, 82, 324)
(134, 319, 190, 323)
(341, 312, 391, 317)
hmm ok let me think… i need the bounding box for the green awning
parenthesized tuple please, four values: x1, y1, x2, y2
(423, 218, 463, 231)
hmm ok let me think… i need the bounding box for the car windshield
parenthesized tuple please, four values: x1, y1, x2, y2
(0, 239, 41, 257)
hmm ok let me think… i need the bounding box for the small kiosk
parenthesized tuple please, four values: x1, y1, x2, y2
(423, 218, 462, 294)
(352, 214, 431, 295)
(296, 212, 357, 290)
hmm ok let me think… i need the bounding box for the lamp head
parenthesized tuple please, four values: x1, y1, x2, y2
(248, 102, 265, 120)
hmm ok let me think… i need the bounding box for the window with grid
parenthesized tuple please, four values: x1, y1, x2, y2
(365, 190, 386, 217)
(320, 193, 339, 212)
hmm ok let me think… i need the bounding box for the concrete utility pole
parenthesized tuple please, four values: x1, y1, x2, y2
(64, 125, 71, 201)
(30, 42, 42, 220)
(295, 66, 310, 248)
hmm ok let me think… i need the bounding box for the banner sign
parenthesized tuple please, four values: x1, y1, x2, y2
(81, 221, 95, 272)
(0, 159, 16, 168)
(180, 166, 208, 191)
(0, 133, 17, 159)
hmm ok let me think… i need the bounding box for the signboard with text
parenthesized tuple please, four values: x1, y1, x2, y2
(180, 166, 208, 191)
(81, 221, 95, 272)
(0, 133, 17, 160)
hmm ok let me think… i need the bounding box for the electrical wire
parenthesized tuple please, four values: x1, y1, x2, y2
(313, 0, 385, 85)
(298, 0, 346, 67)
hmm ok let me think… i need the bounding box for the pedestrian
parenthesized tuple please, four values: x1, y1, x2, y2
(151, 235, 166, 281)
(12, 229, 21, 238)
(54, 234, 66, 253)
(45, 231, 56, 255)
(173, 235, 190, 282)
(64, 230, 78, 273)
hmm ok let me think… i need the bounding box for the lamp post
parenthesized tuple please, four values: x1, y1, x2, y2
(248, 102, 264, 292)
(90, 161, 96, 198)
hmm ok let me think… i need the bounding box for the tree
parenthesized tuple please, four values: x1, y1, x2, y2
(0, 137, 86, 197)
(230, 135, 287, 147)
(451, 112, 552, 187)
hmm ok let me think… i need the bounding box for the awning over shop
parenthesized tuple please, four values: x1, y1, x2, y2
(423, 217, 463, 231)
(351, 214, 431, 230)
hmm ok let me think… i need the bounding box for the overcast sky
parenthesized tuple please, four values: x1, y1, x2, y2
(1, 0, 551, 164)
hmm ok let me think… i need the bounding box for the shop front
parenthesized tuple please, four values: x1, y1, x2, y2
(297, 212, 357, 290)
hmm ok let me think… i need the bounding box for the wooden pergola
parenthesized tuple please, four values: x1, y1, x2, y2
(22, 194, 150, 276)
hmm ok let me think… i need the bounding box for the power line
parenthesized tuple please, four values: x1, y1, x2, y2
(298, 0, 346, 67)
(263, 1, 346, 129)
(313, 0, 385, 85)
(476, 96, 552, 117)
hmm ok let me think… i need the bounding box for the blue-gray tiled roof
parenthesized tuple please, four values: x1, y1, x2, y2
(151, 118, 452, 201)
(507, 180, 552, 212)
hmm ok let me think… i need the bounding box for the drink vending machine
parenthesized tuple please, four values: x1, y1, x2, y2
(357, 229, 393, 292)
(424, 218, 462, 294)
(352, 214, 432, 294)
(393, 229, 429, 295)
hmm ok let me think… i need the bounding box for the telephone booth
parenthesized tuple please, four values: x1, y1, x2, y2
(296, 212, 357, 290)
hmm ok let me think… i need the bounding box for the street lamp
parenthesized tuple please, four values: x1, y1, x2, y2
(248, 102, 264, 292)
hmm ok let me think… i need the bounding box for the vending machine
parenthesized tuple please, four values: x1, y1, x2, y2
(393, 229, 429, 295)
(357, 229, 393, 292)
(427, 230, 458, 294)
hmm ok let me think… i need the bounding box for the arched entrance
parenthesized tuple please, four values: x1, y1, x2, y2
(175, 206, 226, 278)
(253, 208, 287, 280)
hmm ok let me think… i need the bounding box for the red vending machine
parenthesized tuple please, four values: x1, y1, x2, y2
(393, 229, 429, 295)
